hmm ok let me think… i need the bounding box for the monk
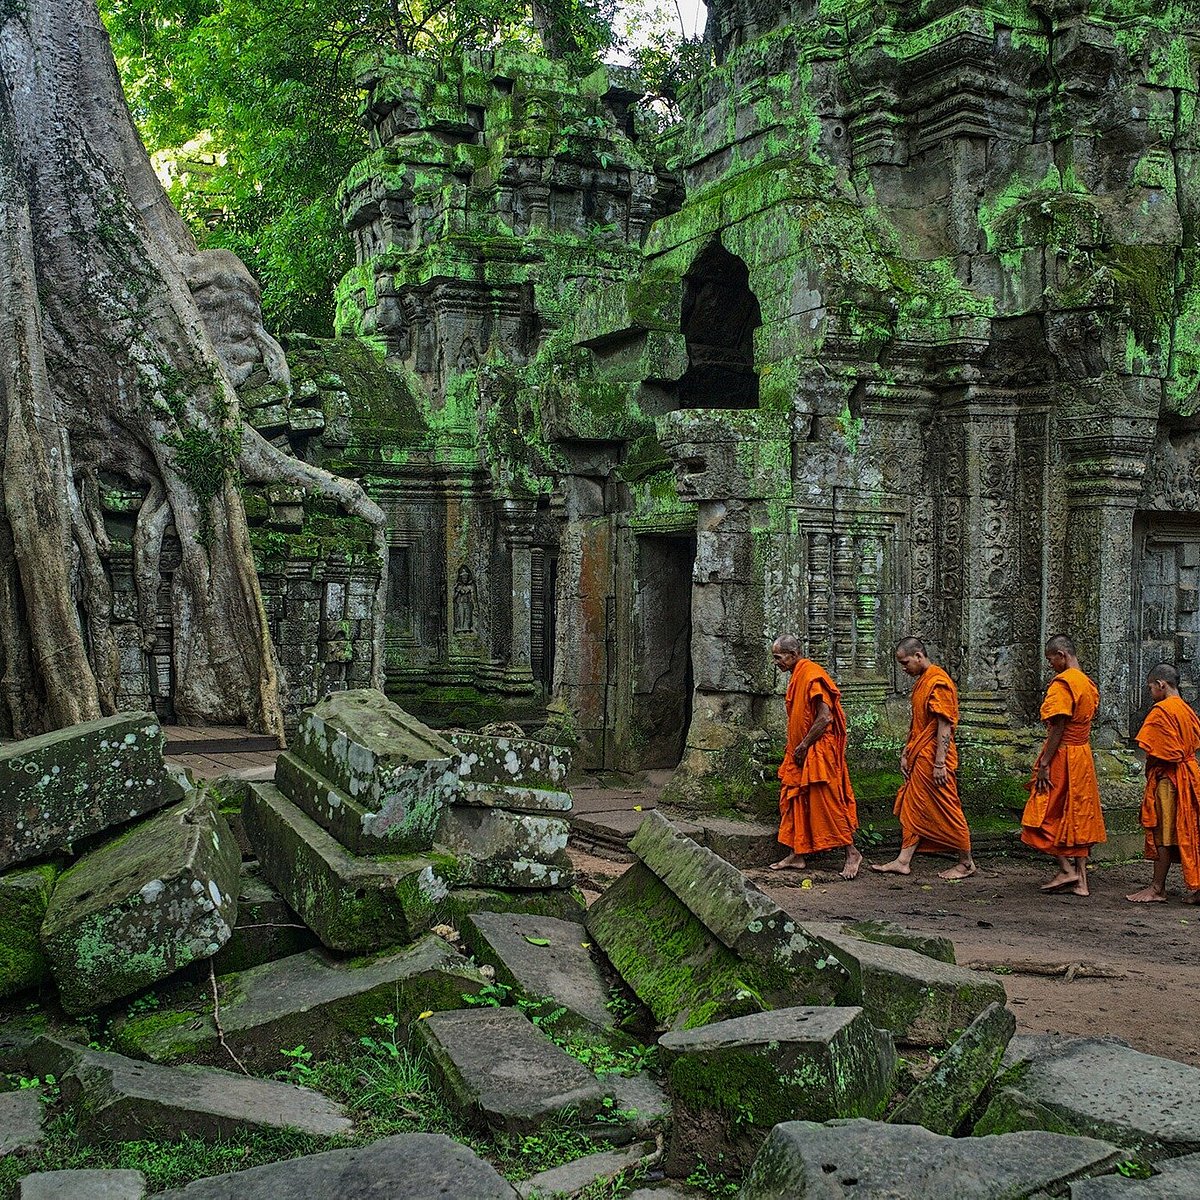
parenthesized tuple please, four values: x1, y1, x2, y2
(769, 634, 861, 880)
(1126, 663, 1200, 904)
(872, 637, 976, 880)
(1021, 634, 1106, 896)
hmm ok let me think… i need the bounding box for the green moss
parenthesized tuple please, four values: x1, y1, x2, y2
(0, 864, 57, 998)
(111, 1008, 206, 1062)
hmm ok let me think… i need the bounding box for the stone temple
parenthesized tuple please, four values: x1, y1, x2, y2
(98, 1, 1200, 808)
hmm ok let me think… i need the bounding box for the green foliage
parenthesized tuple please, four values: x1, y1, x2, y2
(685, 1160, 743, 1197)
(163, 422, 242, 544)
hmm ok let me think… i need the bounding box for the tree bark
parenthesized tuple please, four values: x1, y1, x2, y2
(0, 1, 383, 739)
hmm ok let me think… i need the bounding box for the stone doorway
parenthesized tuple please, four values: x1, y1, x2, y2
(632, 534, 696, 767)
(1133, 514, 1200, 732)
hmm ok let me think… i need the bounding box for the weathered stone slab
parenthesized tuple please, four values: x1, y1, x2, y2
(0, 1089, 43, 1156)
(208, 861, 317, 975)
(155, 1134, 518, 1199)
(629, 811, 836, 977)
(889, 1002, 1016, 1134)
(0, 864, 56, 999)
(659, 1007, 897, 1176)
(288, 689, 455, 852)
(20, 1170, 146, 1200)
(445, 731, 570, 790)
(976, 1037, 1200, 1159)
(739, 1120, 1121, 1199)
(1072, 1150, 1200, 1197)
(244, 782, 452, 952)
(413, 1006, 609, 1132)
(444, 887, 586, 924)
(110, 937, 486, 1074)
(586, 863, 844, 1030)
(463, 910, 616, 1033)
(515, 1142, 655, 1200)
(1, 713, 168, 871)
(843, 919, 957, 964)
(436, 807, 573, 889)
(454, 781, 572, 812)
(808, 922, 1006, 1046)
(40, 791, 240, 1014)
(41, 1041, 351, 1141)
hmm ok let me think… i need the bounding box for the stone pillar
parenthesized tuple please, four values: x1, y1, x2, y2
(499, 497, 537, 691)
(1059, 417, 1156, 743)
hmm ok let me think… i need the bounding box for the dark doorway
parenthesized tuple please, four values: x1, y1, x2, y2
(678, 241, 761, 409)
(633, 534, 695, 766)
(531, 547, 558, 695)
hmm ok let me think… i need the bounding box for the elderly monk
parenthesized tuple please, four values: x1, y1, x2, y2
(1126, 664, 1200, 904)
(872, 637, 976, 880)
(1021, 634, 1106, 896)
(769, 635, 861, 879)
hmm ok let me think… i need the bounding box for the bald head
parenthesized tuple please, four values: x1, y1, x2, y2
(1148, 662, 1180, 689)
(894, 636, 926, 657)
(772, 634, 801, 655)
(1045, 634, 1076, 657)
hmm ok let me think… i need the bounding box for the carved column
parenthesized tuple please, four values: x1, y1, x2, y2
(499, 497, 538, 691)
(1059, 416, 1157, 742)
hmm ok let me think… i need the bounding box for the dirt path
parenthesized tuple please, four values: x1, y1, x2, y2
(569, 845, 1200, 1066)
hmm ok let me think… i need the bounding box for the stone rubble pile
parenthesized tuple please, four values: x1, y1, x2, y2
(5, 710, 1200, 1200)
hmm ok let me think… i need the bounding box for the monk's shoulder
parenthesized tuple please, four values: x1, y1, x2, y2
(1040, 675, 1075, 719)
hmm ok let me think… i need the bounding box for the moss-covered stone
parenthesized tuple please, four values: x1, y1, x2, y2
(0, 863, 57, 998)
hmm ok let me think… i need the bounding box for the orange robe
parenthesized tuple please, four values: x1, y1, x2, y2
(777, 659, 857, 854)
(894, 664, 971, 854)
(1021, 668, 1106, 857)
(1136, 694, 1200, 892)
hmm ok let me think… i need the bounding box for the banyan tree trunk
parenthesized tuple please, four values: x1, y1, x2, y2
(0, 1, 384, 740)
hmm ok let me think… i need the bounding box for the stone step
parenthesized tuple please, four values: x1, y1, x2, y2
(19, 1171, 147, 1200)
(0, 1089, 43, 1156)
(436, 806, 573, 890)
(40, 791, 240, 1014)
(1, 712, 169, 871)
(414, 1006, 610, 1133)
(35, 1038, 352, 1141)
(110, 936, 486, 1075)
(243, 782, 453, 953)
(515, 1142, 657, 1200)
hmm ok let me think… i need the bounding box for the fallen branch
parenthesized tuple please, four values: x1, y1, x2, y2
(209, 959, 251, 1075)
(966, 959, 1126, 981)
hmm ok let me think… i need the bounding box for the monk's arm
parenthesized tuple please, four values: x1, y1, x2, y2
(1035, 715, 1068, 792)
(933, 716, 952, 785)
(794, 700, 832, 765)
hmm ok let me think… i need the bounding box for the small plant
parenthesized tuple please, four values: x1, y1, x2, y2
(857, 822, 886, 848)
(685, 1160, 742, 1197)
(358, 1013, 403, 1062)
(278, 1045, 319, 1086)
(1115, 1159, 1154, 1180)
(462, 981, 512, 1007)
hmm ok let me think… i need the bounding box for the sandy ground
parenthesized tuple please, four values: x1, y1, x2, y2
(569, 844, 1200, 1067)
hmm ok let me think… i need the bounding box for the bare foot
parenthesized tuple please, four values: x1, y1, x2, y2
(770, 852, 806, 871)
(1183, 890, 1200, 905)
(1125, 886, 1168, 903)
(938, 860, 977, 880)
(1068, 881, 1090, 896)
(870, 860, 911, 875)
(839, 846, 863, 880)
(1040, 870, 1079, 892)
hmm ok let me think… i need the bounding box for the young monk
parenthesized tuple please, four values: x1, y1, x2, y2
(1126, 663, 1200, 904)
(872, 637, 976, 880)
(769, 634, 861, 880)
(1021, 634, 1106, 896)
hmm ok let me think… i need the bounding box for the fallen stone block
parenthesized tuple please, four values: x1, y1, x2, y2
(610, 1071, 672, 1139)
(515, 1141, 655, 1200)
(436, 807, 573, 889)
(444, 886, 586, 924)
(0, 864, 57, 999)
(889, 1002, 1016, 1134)
(154, 1133, 518, 1199)
(463, 910, 617, 1035)
(110, 936, 486, 1074)
(1, 713, 169, 871)
(454, 781, 572, 813)
(244, 782, 453, 952)
(20, 1170, 146, 1200)
(586, 863, 843, 1030)
(659, 1006, 897, 1176)
(975, 1037, 1200, 1159)
(40, 791, 240, 1014)
(629, 811, 840, 980)
(288, 689, 456, 853)
(1071, 1150, 1200, 1197)
(843, 918, 957, 964)
(413, 1006, 609, 1133)
(41, 1040, 351, 1141)
(0, 1089, 43, 1156)
(808, 922, 1006, 1046)
(445, 731, 569, 791)
(739, 1119, 1121, 1199)
(208, 861, 317, 975)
